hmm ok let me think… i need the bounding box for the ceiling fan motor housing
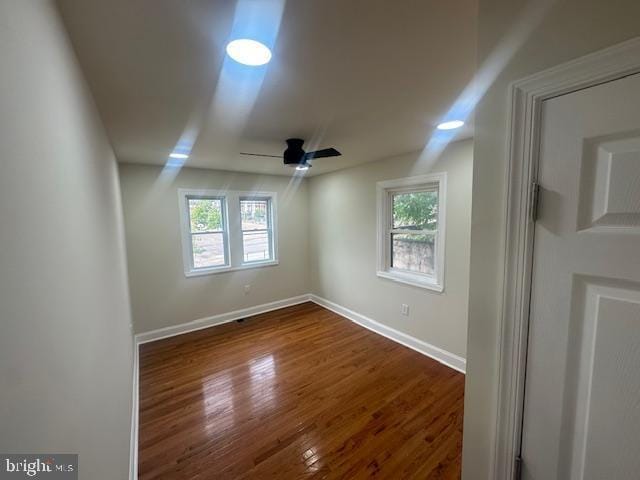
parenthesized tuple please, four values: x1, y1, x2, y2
(283, 138, 306, 165)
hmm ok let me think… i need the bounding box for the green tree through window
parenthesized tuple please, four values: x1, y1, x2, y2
(189, 198, 222, 232)
(392, 191, 438, 231)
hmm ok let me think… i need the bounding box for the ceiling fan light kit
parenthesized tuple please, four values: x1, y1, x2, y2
(240, 138, 342, 171)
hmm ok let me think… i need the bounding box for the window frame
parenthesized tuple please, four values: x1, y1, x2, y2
(376, 173, 447, 292)
(178, 189, 278, 277)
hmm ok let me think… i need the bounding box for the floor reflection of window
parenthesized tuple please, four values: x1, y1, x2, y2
(201, 371, 235, 438)
(302, 443, 322, 473)
(249, 354, 277, 413)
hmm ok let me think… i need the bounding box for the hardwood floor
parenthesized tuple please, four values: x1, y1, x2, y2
(138, 302, 464, 479)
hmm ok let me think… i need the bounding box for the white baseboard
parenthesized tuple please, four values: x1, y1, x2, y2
(134, 294, 311, 345)
(134, 294, 466, 374)
(129, 337, 139, 480)
(309, 294, 466, 373)
(130, 294, 308, 479)
(128, 291, 465, 477)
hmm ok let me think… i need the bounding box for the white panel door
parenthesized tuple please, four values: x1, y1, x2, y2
(521, 73, 640, 480)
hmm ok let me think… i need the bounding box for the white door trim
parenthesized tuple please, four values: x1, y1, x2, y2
(494, 36, 640, 480)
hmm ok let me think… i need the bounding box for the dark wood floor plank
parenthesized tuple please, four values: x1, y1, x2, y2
(138, 302, 464, 479)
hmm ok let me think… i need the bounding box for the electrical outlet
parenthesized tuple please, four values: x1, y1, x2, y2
(244, 284, 251, 295)
(401, 304, 409, 316)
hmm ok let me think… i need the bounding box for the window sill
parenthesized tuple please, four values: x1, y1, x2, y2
(185, 260, 279, 278)
(376, 270, 444, 293)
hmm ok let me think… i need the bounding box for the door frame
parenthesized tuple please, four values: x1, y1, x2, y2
(494, 36, 640, 480)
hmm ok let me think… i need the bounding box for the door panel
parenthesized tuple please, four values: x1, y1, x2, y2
(560, 278, 640, 480)
(522, 73, 640, 480)
(578, 135, 640, 231)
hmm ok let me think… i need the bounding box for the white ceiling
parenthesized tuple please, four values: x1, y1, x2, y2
(57, 0, 476, 176)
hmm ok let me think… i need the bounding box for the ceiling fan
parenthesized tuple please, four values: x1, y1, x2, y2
(240, 138, 341, 170)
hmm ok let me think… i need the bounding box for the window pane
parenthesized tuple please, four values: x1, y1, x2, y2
(391, 233, 435, 275)
(243, 231, 271, 262)
(240, 199, 269, 230)
(392, 191, 438, 230)
(189, 198, 223, 233)
(192, 233, 225, 268)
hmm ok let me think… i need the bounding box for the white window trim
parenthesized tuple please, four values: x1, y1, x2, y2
(376, 172, 447, 292)
(178, 188, 278, 277)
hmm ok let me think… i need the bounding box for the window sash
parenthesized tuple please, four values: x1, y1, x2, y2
(386, 187, 439, 278)
(389, 188, 439, 230)
(187, 195, 226, 234)
(186, 195, 229, 270)
(389, 231, 437, 273)
(190, 231, 224, 236)
(240, 197, 273, 264)
(241, 230, 272, 263)
(388, 228, 438, 235)
(390, 185, 438, 195)
(190, 232, 227, 269)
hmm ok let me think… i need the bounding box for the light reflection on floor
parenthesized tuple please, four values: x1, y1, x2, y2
(201, 371, 236, 438)
(249, 354, 278, 414)
(139, 303, 464, 478)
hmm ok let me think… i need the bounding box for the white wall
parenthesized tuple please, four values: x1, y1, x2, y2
(0, 2, 134, 479)
(464, 0, 640, 478)
(118, 164, 310, 334)
(309, 139, 473, 359)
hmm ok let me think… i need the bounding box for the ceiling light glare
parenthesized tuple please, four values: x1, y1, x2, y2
(169, 152, 189, 159)
(295, 164, 309, 171)
(226, 39, 272, 66)
(436, 120, 465, 130)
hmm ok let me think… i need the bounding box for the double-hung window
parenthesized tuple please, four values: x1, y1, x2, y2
(240, 197, 274, 263)
(179, 189, 277, 276)
(376, 173, 446, 291)
(184, 195, 229, 270)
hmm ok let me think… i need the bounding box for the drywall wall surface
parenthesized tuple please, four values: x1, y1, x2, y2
(309, 139, 473, 359)
(119, 164, 310, 333)
(464, 0, 640, 477)
(0, 2, 134, 478)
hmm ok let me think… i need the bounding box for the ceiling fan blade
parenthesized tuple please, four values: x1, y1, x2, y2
(304, 148, 341, 160)
(239, 152, 282, 158)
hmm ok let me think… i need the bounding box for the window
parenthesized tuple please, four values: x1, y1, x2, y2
(376, 173, 446, 291)
(179, 189, 277, 276)
(240, 197, 274, 263)
(186, 196, 229, 269)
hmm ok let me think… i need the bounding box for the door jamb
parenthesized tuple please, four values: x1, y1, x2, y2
(493, 36, 640, 480)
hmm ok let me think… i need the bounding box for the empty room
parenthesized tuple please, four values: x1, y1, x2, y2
(2, 0, 640, 479)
